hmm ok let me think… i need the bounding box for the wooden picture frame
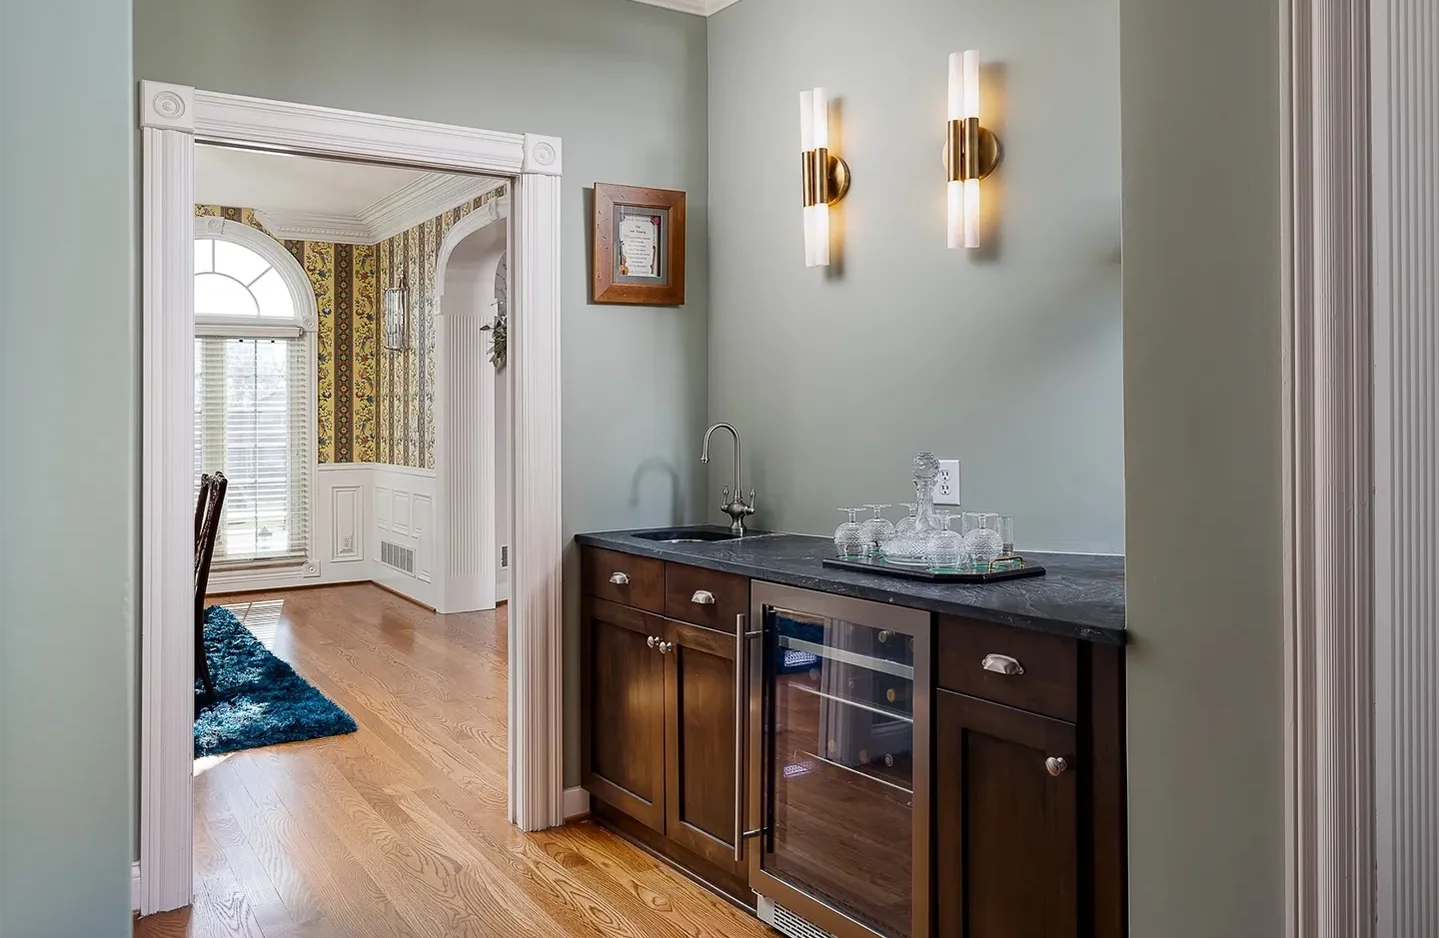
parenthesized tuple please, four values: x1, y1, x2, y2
(593, 183, 686, 305)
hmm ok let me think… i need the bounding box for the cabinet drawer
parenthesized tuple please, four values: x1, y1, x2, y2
(664, 563, 748, 632)
(938, 616, 1078, 721)
(583, 548, 665, 613)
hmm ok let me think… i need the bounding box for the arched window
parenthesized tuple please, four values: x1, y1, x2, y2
(193, 218, 316, 566)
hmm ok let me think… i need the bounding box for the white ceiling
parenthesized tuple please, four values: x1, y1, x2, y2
(196, 146, 431, 215)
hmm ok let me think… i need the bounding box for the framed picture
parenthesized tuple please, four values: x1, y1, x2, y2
(593, 183, 686, 305)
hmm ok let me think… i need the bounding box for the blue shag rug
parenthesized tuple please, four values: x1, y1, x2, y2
(195, 605, 357, 758)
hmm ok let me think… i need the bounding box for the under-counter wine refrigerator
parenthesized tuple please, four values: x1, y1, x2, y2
(747, 582, 931, 938)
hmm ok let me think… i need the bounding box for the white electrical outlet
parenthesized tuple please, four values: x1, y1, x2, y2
(342, 535, 354, 552)
(933, 459, 961, 505)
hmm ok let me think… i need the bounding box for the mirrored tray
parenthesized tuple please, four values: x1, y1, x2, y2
(822, 554, 1046, 583)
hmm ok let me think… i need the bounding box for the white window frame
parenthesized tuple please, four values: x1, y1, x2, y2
(193, 214, 320, 577)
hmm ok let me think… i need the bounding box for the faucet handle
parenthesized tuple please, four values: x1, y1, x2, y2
(721, 485, 731, 510)
(745, 489, 757, 515)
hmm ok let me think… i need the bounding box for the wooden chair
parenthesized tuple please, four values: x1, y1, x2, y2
(194, 472, 228, 699)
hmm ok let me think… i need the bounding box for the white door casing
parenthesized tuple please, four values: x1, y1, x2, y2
(137, 82, 565, 915)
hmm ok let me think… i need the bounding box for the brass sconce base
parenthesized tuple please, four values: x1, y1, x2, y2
(943, 120, 1001, 180)
(827, 154, 852, 202)
(802, 148, 852, 206)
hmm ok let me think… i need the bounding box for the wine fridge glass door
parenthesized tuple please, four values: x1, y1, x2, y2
(752, 584, 930, 938)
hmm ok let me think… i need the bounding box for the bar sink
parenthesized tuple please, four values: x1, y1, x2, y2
(631, 527, 743, 544)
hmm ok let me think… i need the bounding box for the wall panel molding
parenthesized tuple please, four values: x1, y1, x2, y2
(1370, 0, 1437, 929)
(1279, 0, 1379, 932)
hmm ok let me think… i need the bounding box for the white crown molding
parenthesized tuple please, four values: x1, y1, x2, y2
(252, 174, 507, 245)
(624, 0, 740, 13)
(361, 173, 507, 242)
(250, 209, 375, 245)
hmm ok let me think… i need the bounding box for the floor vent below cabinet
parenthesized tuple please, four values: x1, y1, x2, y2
(379, 540, 415, 576)
(762, 899, 835, 938)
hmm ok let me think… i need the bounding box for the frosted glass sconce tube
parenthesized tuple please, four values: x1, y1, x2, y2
(946, 50, 999, 249)
(799, 87, 850, 267)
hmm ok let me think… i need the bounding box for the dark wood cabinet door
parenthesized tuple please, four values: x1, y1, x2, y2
(936, 689, 1078, 938)
(582, 598, 667, 832)
(663, 617, 744, 874)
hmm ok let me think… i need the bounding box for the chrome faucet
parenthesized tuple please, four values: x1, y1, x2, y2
(701, 422, 756, 535)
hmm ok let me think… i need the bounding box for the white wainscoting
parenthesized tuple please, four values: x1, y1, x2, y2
(372, 463, 440, 608)
(206, 463, 371, 594)
(205, 462, 486, 610)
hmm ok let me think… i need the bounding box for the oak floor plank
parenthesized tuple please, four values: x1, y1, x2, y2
(136, 584, 774, 938)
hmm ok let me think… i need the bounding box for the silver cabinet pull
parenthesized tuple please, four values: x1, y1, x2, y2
(657, 641, 673, 655)
(646, 635, 658, 649)
(691, 589, 717, 605)
(609, 571, 631, 586)
(1045, 756, 1069, 777)
(981, 653, 1025, 676)
(734, 613, 763, 862)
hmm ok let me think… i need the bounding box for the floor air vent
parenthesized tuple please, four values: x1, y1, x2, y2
(380, 540, 416, 575)
(766, 901, 835, 938)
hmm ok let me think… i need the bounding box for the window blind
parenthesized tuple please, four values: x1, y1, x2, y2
(193, 335, 310, 565)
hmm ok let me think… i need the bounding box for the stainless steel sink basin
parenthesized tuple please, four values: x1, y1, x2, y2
(632, 527, 741, 544)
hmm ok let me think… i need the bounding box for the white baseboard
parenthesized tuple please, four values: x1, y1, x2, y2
(563, 786, 590, 821)
(131, 861, 142, 911)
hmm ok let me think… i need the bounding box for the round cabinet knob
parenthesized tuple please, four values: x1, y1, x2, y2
(609, 571, 631, 586)
(646, 635, 658, 649)
(1045, 756, 1069, 777)
(658, 641, 674, 655)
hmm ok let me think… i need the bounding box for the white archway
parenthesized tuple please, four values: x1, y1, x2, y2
(433, 196, 509, 613)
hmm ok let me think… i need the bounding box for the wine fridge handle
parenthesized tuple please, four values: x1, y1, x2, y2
(735, 612, 762, 863)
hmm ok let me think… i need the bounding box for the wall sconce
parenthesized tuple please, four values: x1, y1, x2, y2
(383, 277, 409, 350)
(946, 50, 1000, 249)
(799, 87, 850, 267)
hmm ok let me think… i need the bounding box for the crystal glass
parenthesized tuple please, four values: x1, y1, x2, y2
(880, 523, 930, 566)
(996, 515, 1015, 555)
(834, 508, 867, 559)
(860, 504, 896, 557)
(962, 512, 1004, 570)
(894, 502, 919, 536)
(924, 510, 967, 572)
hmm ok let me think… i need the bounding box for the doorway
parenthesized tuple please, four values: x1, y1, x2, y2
(137, 82, 565, 916)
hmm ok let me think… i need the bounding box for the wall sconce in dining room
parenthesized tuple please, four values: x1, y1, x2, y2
(383, 277, 409, 350)
(799, 87, 850, 267)
(946, 50, 1000, 249)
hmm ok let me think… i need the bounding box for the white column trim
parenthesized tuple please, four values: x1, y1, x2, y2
(138, 81, 196, 917)
(1278, 0, 1377, 932)
(138, 84, 567, 913)
(433, 198, 509, 615)
(508, 172, 564, 831)
(1370, 0, 1437, 930)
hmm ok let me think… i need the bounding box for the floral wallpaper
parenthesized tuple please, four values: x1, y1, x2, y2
(375, 187, 505, 468)
(197, 186, 504, 469)
(195, 205, 376, 463)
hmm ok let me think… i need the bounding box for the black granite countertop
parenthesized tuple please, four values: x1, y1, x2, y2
(575, 526, 1126, 645)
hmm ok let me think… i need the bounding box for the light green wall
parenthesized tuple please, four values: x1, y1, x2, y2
(0, 1, 136, 935)
(1119, 0, 1285, 929)
(706, 0, 1124, 552)
(133, 0, 711, 787)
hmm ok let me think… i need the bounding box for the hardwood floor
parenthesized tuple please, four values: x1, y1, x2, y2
(135, 583, 773, 938)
